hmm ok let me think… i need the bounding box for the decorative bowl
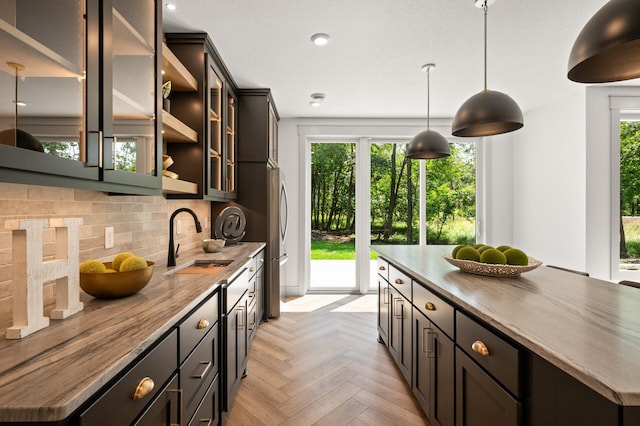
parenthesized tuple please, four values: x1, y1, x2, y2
(442, 254, 542, 277)
(80, 261, 154, 298)
(202, 239, 225, 253)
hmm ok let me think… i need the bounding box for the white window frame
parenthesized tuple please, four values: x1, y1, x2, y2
(610, 96, 640, 281)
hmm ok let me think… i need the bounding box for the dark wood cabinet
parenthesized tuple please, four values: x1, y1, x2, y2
(134, 374, 181, 426)
(377, 276, 390, 345)
(164, 33, 237, 201)
(0, 0, 162, 195)
(388, 284, 412, 384)
(237, 89, 279, 164)
(413, 307, 454, 426)
(455, 348, 520, 426)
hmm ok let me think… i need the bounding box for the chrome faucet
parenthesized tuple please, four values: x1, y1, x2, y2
(168, 208, 203, 267)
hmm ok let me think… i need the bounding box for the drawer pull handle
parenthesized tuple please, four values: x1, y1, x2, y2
(425, 302, 436, 311)
(168, 388, 183, 426)
(133, 377, 155, 400)
(383, 287, 389, 304)
(472, 340, 490, 356)
(259, 258, 264, 263)
(393, 298, 404, 319)
(395, 278, 404, 285)
(379, 265, 386, 271)
(250, 267, 255, 272)
(199, 420, 212, 426)
(193, 361, 212, 379)
(197, 319, 209, 329)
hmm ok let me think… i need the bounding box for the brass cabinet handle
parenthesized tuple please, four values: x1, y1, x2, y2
(192, 361, 212, 379)
(197, 319, 209, 329)
(425, 302, 436, 311)
(379, 265, 386, 271)
(133, 377, 155, 400)
(383, 287, 389, 304)
(393, 298, 403, 319)
(422, 327, 430, 353)
(198, 420, 212, 426)
(236, 306, 245, 330)
(250, 267, 255, 272)
(168, 388, 183, 426)
(472, 340, 490, 356)
(259, 258, 264, 263)
(395, 278, 404, 285)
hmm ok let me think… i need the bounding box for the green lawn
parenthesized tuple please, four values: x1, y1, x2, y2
(311, 240, 379, 260)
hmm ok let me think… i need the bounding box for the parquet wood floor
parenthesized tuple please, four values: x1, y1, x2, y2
(225, 294, 429, 426)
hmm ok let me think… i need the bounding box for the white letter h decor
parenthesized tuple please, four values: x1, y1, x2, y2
(5, 218, 84, 339)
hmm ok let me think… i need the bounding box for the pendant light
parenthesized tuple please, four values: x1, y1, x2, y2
(407, 63, 451, 159)
(452, 0, 523, 138)
(568, 0, 640, 83)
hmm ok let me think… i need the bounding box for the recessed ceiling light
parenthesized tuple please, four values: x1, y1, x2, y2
(310, 33, 330, 46)
(166, 3, 177, 11)
(310, 93, 326, 107)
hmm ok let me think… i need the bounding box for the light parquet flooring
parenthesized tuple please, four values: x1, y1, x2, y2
(225, 294, 429, 426)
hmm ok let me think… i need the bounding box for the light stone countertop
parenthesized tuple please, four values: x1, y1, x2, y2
(373, 245, 640, 406)
(0, 242, 265, 423)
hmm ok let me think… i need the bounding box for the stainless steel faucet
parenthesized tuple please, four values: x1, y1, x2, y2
(168, 208, 203, 267)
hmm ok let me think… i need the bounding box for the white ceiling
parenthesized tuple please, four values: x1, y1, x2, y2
(162, 0, 636, 119)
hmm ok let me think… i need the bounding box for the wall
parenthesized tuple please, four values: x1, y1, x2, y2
(511, 90, 587, 271)
(0, 182, 210, 319)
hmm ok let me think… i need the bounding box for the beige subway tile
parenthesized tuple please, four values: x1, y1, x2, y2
(28, 186, 74, 201)
(0, 183, 28, 200)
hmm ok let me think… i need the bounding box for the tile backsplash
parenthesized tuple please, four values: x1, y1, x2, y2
(0, 182, 211, 304)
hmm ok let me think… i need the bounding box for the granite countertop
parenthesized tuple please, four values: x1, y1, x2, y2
(0, 242, 265, 423)
(373, 245, 640, 406)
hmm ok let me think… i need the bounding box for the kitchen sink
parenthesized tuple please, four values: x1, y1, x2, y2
(173, 259, 234, 275)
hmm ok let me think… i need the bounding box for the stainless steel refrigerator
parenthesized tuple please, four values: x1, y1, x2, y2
(212, 160, 286, 319)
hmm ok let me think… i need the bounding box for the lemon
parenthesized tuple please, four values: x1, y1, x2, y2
(80, 260, 107, 273)
(119, 256, 148, 272)
(112, 252, 134, 271)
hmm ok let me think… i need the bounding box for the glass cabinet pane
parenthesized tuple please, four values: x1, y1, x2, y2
(209, 63, 223, 192)
(110, 0, 156, 176)
(0, 0, 85, 162)
(226, 92, 236, 193)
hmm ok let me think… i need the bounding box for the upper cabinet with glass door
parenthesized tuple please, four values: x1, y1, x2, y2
(0, 0, 161, 195)
(164, 32, 237, 201)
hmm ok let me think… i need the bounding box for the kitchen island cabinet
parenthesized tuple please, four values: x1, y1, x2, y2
(0, 242, 264, 425)
(373, 245, 640, 426)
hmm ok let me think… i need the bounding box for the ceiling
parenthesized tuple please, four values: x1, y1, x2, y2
(162, 0, 637, 119)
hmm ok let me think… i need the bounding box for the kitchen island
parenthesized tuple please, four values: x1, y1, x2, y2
(374, 245, 640, 426)
(0, 242, 264, 424)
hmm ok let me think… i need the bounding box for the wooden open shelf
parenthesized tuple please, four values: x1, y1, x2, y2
(162, 176, 198, 194)
(162, 110, 197, 143)
(162, 42, 197, 91)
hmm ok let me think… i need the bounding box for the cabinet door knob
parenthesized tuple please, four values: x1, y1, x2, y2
(425, 302, 436, 311)
(250, 267, 255, 272)
(395, 278, 403, 285)
(472, 340, 490, 356)
(379, 265, 386, 271)
(259, 258, 264, 263)
(197, 319, 209, 329)
(132, 377, 155, 400)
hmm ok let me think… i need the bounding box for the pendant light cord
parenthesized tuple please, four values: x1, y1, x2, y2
(426, 67, 430, 131)
(483, 1, 488, 91)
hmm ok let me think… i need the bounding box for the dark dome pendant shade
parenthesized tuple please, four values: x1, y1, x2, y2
(568, 0, 640, 83)
(407, 63, 451, 159)
(451, 1, 523, 138)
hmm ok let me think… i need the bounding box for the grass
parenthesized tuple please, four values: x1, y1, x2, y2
(311, 218, 476, 260)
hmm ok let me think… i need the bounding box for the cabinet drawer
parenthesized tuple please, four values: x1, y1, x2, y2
(249, 249, 265, 277)
(377, 258, 389, 282)
(180, 291, 219, 363)
(226, 268, 249, 313)
(80, 329, 178, 426)
(413, 282, 454, 339)
(389, 264, 412, 301)
(182, 323, 218, 424)
(189, 375, 219, 426)
(456, 312, 521, 397)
